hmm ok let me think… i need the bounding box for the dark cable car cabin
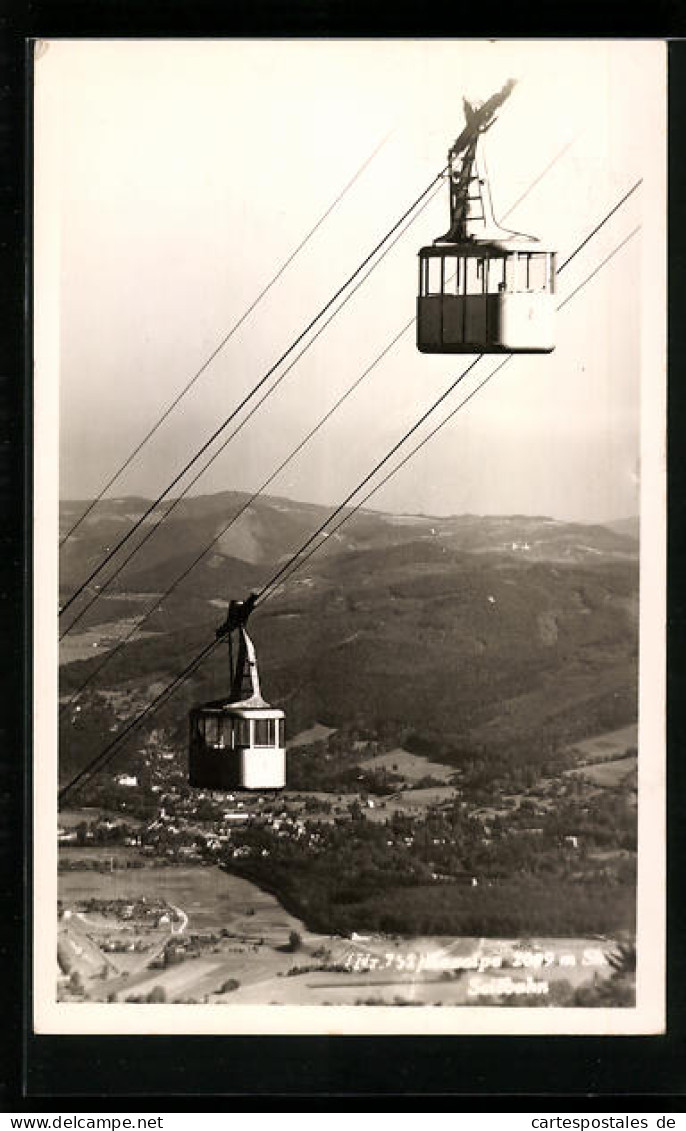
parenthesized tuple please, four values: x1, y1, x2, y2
(418, 80, 556, 356)
(189, 597, 286, 791)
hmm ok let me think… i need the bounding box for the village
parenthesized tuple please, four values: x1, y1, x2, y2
(56, 717, 637, 1006)
(58, 716, 637, 868)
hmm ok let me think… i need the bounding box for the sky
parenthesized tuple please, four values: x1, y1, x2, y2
(35, 38, 666, 523)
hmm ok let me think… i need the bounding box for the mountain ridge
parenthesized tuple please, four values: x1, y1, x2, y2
(58, 492, 639, 793)
(59, 491, 639, 598)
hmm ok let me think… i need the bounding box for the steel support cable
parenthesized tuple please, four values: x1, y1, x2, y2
(556, 227, 641, 310)
(59, 638, 221, 803)
(557, 179, 642, 273)
(257, 226, 642, 607)
(58, 182, 445, 643)
(60, 626, 223, 716)
(58, 360, 483, 803)
(58, 180, 639, 803)
(59, 132, 393, 549)
(257, 182, 623, 604)
(59, 140, 580, 625)
(59, 315, 426, 709)
(61, 367, 485, 802)
(254, 354, 484, 605)
(497, 137, 577, 221)
(59, 221, 638, 803)
(58, 137, 577, 663)
(255, 185, 644, 606)
(59, 166, 449, 619)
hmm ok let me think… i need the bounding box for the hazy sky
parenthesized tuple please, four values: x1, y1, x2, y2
(35, 39, 665, 522)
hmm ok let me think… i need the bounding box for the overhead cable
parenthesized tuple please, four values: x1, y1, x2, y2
(57, 181, 641, 802)
(59, 132, 393, 547)
(59, 138, 577, 642)
(259, 226, 642, 604)
(58, 181, 444, 641)
(59, 162, 449, 618)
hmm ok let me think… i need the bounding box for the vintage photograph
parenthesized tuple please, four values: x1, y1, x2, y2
(33, 38, 666, 1034)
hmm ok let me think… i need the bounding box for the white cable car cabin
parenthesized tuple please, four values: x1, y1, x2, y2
(417, 240, 556, 354)
(417, 80, 556, 356)
(189, 598, 286, 791)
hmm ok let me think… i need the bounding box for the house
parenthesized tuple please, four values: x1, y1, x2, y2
(115, 774, 138, 788)
(450, 871, 478, 887)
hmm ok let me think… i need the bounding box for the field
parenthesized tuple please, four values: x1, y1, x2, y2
(59, 852, 306, 938)
(59, 808, 145, 829)
(564, 722, 638, 789)
(571, 757, 637, 789)
(290, 723, 338, 748)
(210, 935, 615, 1007)
(359, 746, 455, 783)
(56, 497, 640, 1008)
(58, 854, 625, 1006)
(567, 724, 638, 764)
(359, 787, 460, 822)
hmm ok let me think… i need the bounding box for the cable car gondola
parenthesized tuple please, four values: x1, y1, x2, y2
(188, 596, 286, 791)
(418, 79, 556, 356)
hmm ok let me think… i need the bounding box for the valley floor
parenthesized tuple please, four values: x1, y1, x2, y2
(57, 856, 624, 1008)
